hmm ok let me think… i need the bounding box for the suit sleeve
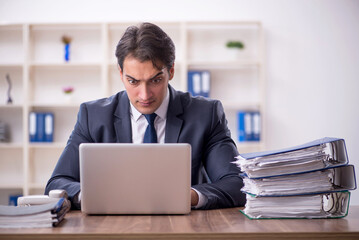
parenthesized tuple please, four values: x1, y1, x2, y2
(191, 101, 246, 209)
(44, 103, 93, 209)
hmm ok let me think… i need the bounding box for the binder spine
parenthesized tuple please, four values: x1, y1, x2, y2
(237, 111, 261, 142)
(29, 112, 37, 142)
(44, 113, 54, 142)
(187, 70, 211, 97)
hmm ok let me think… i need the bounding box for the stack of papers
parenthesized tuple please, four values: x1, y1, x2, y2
(236, 144, 329, 178)
(243, 191, 350, 219)
(242, 169, 334, 196)
(234, 137, 356, 219)
(0, 198, 70, 228)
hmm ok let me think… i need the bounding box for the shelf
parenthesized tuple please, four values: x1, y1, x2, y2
(0, 24, 24, 65)
(29, 24, 102, 64)
(30, 103, 80, 109)
(30, 24, 101, 31)
(186, 21, 261, 29)
(236, 141, 265, 153)
(29, 142, 67, 149)
(0, 143, 23, 149)
(0, 64, 23, 68)
(0, 184, 23, 189)
(0, 104, 23, 109)
(30, 62, 102, 68)
(0, 21, 265, 197)
(222, 101, 261, 110)
(28, 183, 46, 190)
(188, 60, 260, 69)
(108, 61, 184, 69)
(237, 141, 264, 147)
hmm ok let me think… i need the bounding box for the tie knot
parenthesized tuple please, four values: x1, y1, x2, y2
(144, 113, 157, 125)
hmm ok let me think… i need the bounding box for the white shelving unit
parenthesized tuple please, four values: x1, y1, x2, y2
(0, 21, 265, 202)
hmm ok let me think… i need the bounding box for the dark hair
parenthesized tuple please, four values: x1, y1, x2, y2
(115, 22, 175, 72)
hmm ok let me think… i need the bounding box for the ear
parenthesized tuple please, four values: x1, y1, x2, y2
(118, 65, 124, 81)
(168, 63, 175, 81)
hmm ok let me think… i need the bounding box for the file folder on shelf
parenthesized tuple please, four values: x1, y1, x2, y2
(235, 137, 348, 178)
(241, 191, 351, 219)
(242, 165, 356, 197)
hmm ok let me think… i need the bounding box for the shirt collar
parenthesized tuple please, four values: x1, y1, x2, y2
(130, 88, 170, 122)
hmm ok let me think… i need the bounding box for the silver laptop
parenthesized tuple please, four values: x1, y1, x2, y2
(79, 143, 191, 215)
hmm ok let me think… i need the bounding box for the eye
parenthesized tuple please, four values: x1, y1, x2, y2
(152, 78, 162, 84)
(128, 79, 139, 85)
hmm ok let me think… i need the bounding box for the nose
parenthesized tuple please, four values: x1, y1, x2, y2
(138, 83, 152, 101)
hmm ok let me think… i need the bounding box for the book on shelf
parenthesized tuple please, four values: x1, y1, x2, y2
(234, 137, 356, 219)
(187, 70, 210, 97)
(29, 112, 54, 142)
(0, 197, 70, 228)
(237, 111, 260, 142)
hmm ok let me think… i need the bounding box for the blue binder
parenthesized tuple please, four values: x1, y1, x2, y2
(29, 112, 37, 142)
(237, 111, 261, 142)
(29, 112, 54, 142)
(200, 71, 210, 97)
(44, 113, 54, 142)
(251, 111, 260, 141)
(237, 111, 252, 141)
(36, 113, 45, 142)
(187, 71, 210, 97)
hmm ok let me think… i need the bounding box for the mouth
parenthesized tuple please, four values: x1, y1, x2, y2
(138, 100, 155, 107)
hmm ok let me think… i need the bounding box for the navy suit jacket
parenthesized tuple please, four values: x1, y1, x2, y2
(45, 85, 246, 209)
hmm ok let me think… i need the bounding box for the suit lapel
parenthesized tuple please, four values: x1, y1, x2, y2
(165, 85, 183, 143)
(114, 92, 132, 143)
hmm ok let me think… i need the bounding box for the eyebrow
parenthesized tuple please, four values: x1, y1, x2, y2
(125, 71, 164, 82)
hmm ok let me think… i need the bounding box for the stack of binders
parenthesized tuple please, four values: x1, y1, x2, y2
(0, 198, 70, 228)
(187, 70, 210, 97)
(234, 137, 357, 219)
(29, 112, 54, 142)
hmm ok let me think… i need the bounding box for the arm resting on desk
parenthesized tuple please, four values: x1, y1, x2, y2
(45, 103, 93, 210)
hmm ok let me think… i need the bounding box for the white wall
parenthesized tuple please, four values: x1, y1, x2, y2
(1, 0, 359, 204)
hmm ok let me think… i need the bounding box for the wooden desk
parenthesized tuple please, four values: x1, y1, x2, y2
(1, 206, 359, 239)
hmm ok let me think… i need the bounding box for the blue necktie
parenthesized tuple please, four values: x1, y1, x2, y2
(143, 113, 157, 143)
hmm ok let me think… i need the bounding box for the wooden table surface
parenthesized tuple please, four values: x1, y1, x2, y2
(1, 206, 359, 239)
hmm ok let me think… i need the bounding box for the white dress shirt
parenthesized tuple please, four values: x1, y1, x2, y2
(129, 90, 169, 144)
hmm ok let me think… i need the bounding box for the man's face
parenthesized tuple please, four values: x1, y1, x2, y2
(120, 56, 174, 115)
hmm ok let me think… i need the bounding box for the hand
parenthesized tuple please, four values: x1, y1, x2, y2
(191, 189, 199, 206)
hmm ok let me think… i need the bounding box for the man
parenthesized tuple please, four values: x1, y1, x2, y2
(45, 22, 246, 210)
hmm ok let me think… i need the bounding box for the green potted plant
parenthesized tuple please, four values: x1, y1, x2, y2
(226, 41, 245, 59)
(226, 41, 245, 49)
